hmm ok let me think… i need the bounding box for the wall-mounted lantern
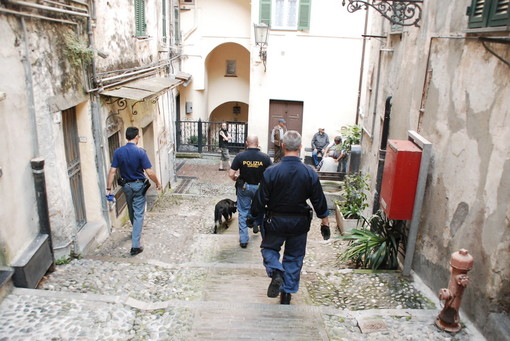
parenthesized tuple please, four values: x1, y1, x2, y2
(254, 23, 269, 71)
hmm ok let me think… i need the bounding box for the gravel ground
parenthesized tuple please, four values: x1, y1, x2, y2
(0, 157, 484, 341)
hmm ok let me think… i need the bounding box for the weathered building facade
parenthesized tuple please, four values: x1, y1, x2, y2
(178, 0, 366, 154)
(357, 0, 509, 339)
(0, 0, 186, 287)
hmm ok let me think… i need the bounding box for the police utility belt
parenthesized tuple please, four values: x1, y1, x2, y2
(267, 210, 312, 218)
(117, 177, 144, 186)
(235, 178, 259, 190)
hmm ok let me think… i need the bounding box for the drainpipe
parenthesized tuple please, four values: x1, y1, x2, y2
(20, 17, 39, 157)
(31, 159, 56, 272)
(355, 9, 369, 125)
(85, 0, 111, 230)
(372, 96, 392, 213)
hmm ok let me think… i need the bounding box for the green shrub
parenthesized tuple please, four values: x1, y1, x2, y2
(341, 124, 361, 152)
(337, 173, 370, 219)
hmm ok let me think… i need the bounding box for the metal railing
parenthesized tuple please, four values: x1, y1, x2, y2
(176, 120, 247, 153)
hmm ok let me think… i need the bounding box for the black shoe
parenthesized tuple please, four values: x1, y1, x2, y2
(280, 292, 292, 305)
(240, 243, 248, 248)
(267, 269, 284, 298)
(253, 225, 259, 234)
(130, 247, 144, 256)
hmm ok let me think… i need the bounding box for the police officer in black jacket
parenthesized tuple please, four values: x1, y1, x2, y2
(251, 130, 330, 305)
(228, 136, 272, 248)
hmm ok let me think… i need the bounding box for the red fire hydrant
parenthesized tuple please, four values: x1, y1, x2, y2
(435, 248, 474, 333)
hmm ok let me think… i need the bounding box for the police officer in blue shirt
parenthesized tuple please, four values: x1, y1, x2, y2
(107, 127, 162, 256)
(228, 136, 272, 248)
(251, 130, 330, 305)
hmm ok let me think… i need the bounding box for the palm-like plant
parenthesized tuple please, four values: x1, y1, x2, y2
(338, 210, 406, 270)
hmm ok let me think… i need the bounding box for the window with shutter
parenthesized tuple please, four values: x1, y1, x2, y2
(162, 0, 167, 43)
(488, 0, 510, 26)
(259, 0, 311, 31)
(298, 0, 311, 30)
(174, 7, 181, 44)
(135, 0, 146, 37)
(468, 0, 510, 29)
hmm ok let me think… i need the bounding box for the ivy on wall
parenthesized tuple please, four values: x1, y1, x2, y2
(63, 33, 93, 67)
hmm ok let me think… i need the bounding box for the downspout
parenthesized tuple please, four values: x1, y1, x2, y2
(355, 9, 369, 125)
(31, 159, 56, 272)
(86, 0, 111, 230)
(20, 17, 39, 157)
(372, 96, 392, 213)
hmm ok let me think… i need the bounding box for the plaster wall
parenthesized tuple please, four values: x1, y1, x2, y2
(94, 0, 164, 71)
(0, 17, 40, 264)
(358, 0, 510, 336)
(206, 43, 250, 115)
(0, 12, 110, 262)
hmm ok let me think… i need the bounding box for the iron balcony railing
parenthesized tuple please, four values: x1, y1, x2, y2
(176, 120, 247, 154)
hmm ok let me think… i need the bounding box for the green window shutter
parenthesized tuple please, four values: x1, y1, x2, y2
(174, 7, 181, 44)
(468, 0, 488, 28)
(135, 0, 146, 37)
(259, 0, 271, 25)
(162, 0, 167, 42)
(298, 0, 311, 30)
(488, 0, 510, 26)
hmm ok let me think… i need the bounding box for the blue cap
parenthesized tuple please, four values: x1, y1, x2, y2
(278, 118, 286, 123)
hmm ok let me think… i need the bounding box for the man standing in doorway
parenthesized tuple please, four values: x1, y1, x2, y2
(219, 122, 232, 171)
(271, 118, 287, 163)
(107, 127, 162, 256)
(251, 130, 330, 305)
(228, 136, 272, 248)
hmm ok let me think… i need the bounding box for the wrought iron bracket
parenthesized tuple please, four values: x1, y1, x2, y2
(342, 0, 423, 27)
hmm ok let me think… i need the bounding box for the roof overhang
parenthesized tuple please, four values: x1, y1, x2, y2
(100, 76, 188, 101)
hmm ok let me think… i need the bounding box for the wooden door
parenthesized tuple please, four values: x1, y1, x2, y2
(62, 107, 87, 229)
(267, 100, 303, 155)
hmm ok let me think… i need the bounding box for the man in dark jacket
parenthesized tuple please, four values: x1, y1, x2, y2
(251, 130, 330, 305)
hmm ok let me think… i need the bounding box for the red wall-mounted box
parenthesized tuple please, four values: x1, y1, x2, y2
(380, 140, 422, 220)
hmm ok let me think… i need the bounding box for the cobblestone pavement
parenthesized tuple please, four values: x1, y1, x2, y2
(0, 157, 485, 340)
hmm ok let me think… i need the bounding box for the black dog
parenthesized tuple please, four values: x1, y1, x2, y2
(214, 199, 237, 233)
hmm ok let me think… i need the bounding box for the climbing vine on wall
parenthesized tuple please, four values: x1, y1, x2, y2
(63, 33, 93, 67)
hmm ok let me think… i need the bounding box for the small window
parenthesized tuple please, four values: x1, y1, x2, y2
(180, 0, 194, 5)
(468, 0, 510, 29)
(259, 0, 311, 31)
(162, 0, 167, 43)
(135, 0, 146, 37)
(225, 60, 237, 77)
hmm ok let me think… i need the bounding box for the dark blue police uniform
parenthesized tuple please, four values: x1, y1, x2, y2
(251, 156, 328, 294)
(111, 143, 152, 248)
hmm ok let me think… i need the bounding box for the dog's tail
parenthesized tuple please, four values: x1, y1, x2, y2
(214, 206, 221, 234)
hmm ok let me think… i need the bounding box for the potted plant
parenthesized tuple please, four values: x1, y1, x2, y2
(335, 172, 369, 234)
(340, 124, 361, 153)
(337, 124, 361, 174)
(337, 210, 406, 270)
